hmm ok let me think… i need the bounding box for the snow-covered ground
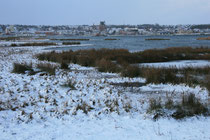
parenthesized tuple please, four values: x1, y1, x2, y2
(140, 60, 210, 68)
(1, 115, 210, 140)
(0, 46, 209, 140)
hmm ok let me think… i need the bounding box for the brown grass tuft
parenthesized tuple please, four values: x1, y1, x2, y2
(37, 63, 57, 75)
(197, 37, 210, 40)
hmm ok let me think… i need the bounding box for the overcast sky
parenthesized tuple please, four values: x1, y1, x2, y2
(0, 0, 210, 25)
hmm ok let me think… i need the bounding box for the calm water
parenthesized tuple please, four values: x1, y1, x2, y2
(47, 35, 210, 52)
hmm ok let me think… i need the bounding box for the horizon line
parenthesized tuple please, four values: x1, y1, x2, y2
(1, 23, 210, 26)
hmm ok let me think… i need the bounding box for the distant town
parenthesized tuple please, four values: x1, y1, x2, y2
(0, 22, 210, 36)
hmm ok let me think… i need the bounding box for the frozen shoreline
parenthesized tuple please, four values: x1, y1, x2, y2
(140, 60, 210, 68)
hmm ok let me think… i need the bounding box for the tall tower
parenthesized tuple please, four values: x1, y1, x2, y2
(99, 21, 106, 32)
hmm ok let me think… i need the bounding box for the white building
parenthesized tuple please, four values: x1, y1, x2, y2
(5, 25, 17, 34)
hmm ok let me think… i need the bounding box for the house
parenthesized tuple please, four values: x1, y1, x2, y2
(5, 25, 17, 34)
(35, 31, 58, 35)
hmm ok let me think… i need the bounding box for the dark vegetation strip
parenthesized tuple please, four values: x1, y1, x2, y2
(12, 63, 33, 74)
(139, 66, 210, 91)
(110, 82, 145, 87)
(62, 42, 81, 45)
(36, 47, 210, 90)
(197, 37, 210, 40)
(12, 62, 57, 75)
(145, 38, 170, 41)
(36, 46, 210, 65)
(37, 63, 57, 75)
(135, 47, 210, 63)
(11, 42, 57, 47)
(0, 37, 31, 41)
(51, 38, 89, 41)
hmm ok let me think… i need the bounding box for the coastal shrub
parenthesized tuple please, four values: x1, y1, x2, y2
(197, 37, 210, 40)
(12, 63, 33, 74)
(205, 76, 210, 94)
(138, 66, 210, 86)
(140, 67, 163, 84)
(96, 58, 119, 73)
(36, 48, 140, 77)
(0, 37, 24, 41)
(145, 38, 170, 41)
(11, 42, 57, 47)
(36, 51, 63, 63)
(37, 47, 210, 65)
(36, 47, 210, 82)
(51, 38, 89, 41)
(61, 79, 76, 90)
(76, 55, 94, 67)
(165, 98, 174, 109)
(104, 99, 120, 113)
(60, 62, 69, 69)
(22, 42, 57, 46)
(172, 94, 209, 119)
(37, 63, 57, 75)
(110, 82, 145, 87)
(122, 101, 132, 113)
(74, 102, 94, 115)
(11, 43, 18, 47)
(147, 98, 164, 120)
(135, 47, 210, 63)
(148, 98, 162, 112)
(121, 65, 140, 78)
(62, 42, 81, 45)
(147, 94, 209, 120)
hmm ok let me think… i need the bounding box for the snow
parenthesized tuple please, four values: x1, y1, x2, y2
(1, 115, 210, 140)
(0, 45, 209, 140)
(107, 77, 146, 83)
(140, 60, 210, 68)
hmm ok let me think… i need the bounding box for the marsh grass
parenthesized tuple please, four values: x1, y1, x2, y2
(74, 102, 94, 115)
(61, 80, 76, 90)
(172, 94, 209, 119)
(37, 63, 57, 75)
(121, 65, 141, 78)
(145, 38, 170, 41)
(96, 58, 120, 73)
(148, 98, 162, 112)
(135, 47, 210, 63)
(12, 63, 34, 74)
(36, 47, 210, 90)
(0, 37, 29, 41)
(51, 38, 89, 41)
(197, 37, 210, 40)
(11, 42, 57, 47)
(62, 42, 81, 45)
(110, 82, 145, 87)
(139, 66, 210, 87)
(37, 47, 210, 66)
(148, 94, 209, 120)
(60, 62, 69, 69)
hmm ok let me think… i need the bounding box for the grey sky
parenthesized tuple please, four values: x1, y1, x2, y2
(0, 0, 210, 25)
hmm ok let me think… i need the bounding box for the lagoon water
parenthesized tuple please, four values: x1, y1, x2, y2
(47, 35, 210, 52)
